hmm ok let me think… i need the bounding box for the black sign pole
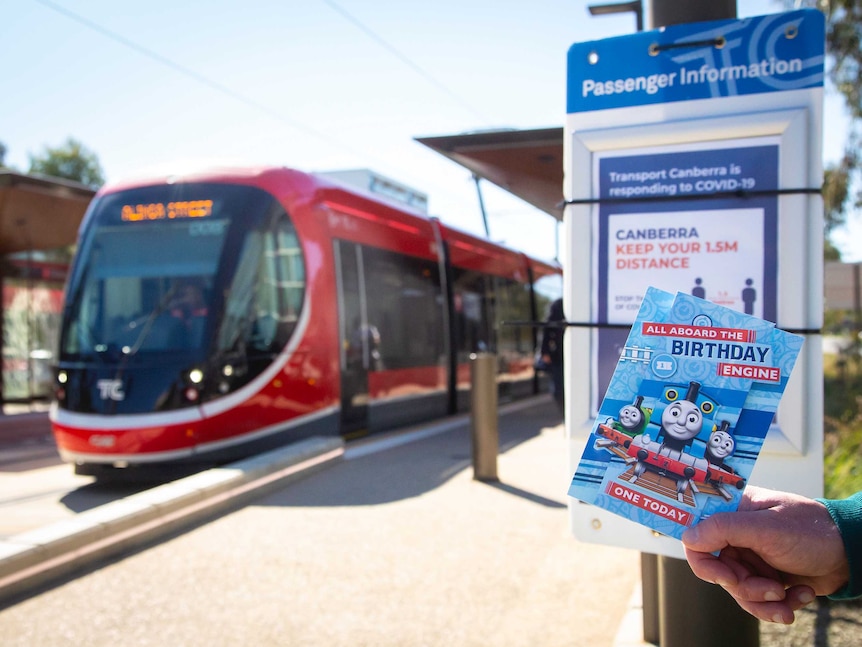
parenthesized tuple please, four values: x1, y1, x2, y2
(646, 4, 758, 645)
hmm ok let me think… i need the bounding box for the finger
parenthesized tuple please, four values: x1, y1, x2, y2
(683, 546, 738, 586)
(720, 574, 788, 605)
(681, 519, 724, 553)
(785, 585, 817, 611)
(684, 547, 799, 624)
(685, 546, 789, 604)
(732, 597, 796, 625)
(712, 554, 818, 624)
(718, 548, 787, 602)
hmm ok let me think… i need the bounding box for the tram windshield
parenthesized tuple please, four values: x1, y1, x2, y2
(65, 220, 224, 356)
(60, 183, 305, 361)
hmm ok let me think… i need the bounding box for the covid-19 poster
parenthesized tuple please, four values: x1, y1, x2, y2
(592, 141, 779, 403)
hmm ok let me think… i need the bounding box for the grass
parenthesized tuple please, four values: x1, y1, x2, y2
(823, 338, 862, 499)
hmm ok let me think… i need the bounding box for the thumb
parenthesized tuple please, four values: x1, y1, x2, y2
(682, 512, 757, 553)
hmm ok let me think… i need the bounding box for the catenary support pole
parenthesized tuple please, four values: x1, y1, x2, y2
(853, 262, 861, 336)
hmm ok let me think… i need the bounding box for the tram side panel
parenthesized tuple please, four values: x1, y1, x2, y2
(319, 188, 449, 435)
(435, 224, 560, 412)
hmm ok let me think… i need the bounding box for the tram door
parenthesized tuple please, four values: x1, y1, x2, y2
(335, 241, 370, 435)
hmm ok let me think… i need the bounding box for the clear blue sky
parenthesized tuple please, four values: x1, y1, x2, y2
(1, 0, 856, 262)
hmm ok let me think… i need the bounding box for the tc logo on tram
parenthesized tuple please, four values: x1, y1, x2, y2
(96, 379, 126, 401)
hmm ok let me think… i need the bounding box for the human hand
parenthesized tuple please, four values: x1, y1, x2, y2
(681, 485, 849, 624)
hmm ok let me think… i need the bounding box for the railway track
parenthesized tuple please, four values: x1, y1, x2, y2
(0, 439, 152, 539)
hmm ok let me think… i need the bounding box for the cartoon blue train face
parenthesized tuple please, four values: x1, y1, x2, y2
(638, 380, 741, 460)
(704, 420, 736, 468)
(658, 382, 706, 451)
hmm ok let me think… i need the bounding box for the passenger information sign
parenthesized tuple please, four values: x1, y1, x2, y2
(564, 9, 825, 557)
(567, 10, 824, 112)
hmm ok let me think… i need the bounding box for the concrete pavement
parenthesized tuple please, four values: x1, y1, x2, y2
(0, 397, 647, 646)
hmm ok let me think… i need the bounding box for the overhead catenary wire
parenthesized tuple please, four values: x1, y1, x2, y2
(33, 0, 337, 147)
(32, 0, 492, 163)
(28, 0, 547, 251)
(319, 0, 492, 125)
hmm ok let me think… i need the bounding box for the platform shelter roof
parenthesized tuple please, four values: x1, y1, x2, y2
(415, 127, 564, 221)
(0, 171, 95, 254)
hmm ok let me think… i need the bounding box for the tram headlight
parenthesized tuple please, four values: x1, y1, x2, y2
(182, 368, 205, 403)
(218, 364, 234, 394)
(55, 371, 68, 402)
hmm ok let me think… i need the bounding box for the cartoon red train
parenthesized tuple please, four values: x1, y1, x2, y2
(595, 423, 745, 502)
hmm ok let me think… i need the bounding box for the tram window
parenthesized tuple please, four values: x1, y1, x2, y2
(60, 183, 301, 360)
(218, 226, 259, 354)
(451, 270, 494, 362)
(62, 220, 225, 355)
(495, 277, 532, 356)
(361, 247, 444, 370)
(274, 219, 305, 320)
(218, 207, 305, 356)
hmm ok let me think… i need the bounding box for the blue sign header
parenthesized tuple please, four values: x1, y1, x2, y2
(567, 9, 824, 114)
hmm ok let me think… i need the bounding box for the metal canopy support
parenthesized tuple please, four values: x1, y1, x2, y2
(588, 1, 644, 32)
(472, 174, 491, 239)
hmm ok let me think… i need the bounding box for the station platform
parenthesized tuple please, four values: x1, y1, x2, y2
(0, 407, 51, 445)
(0, 396, 647, 646)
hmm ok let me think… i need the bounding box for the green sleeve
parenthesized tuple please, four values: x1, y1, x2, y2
(817, 492, 862, 600)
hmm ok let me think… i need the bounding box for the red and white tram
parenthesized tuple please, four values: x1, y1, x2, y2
(50, 167, 561, 477)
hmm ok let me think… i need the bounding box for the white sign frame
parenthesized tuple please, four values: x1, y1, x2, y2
(565, 44, 824, 556)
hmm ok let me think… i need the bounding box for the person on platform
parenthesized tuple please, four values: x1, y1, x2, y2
(682, 485, 861, 625)
(540, 298, 565, 411)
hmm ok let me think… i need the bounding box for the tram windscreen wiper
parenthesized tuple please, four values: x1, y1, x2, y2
(124, 285, 179, 356)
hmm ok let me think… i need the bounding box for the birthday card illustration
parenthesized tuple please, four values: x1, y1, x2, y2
(568, 287, 803, 541)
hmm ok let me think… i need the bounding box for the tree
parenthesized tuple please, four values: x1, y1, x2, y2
(0, 140, 7, 168)
(27, 137, 105, 189)
(793, 1, 862, 258)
